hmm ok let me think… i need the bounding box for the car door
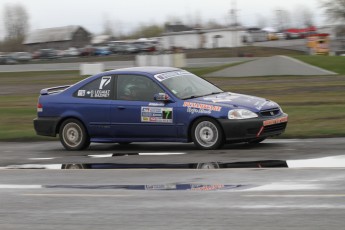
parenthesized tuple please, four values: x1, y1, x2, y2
(110, 74, 177, 139)
(73, 75, 113, 138)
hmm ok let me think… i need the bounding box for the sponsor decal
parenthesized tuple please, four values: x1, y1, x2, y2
(183, 102, 221, 112)
(94, 90, 110, 98)
(255, 101, 267, 110)
(77, 90, 86, 97)
(148, 102, 165, 107)
(204, 94, 240, 103)
(154, 70, 190, 82)
(142, 117, 150, 122)
(141, 107, 173, 123)
(187, 107, 211, 114)
(145, 184, 177, 190)
(190, 184, 225, 191)
(263, 116, 288, 126)
(99, 76, 111, 89)
(86, 90, 110, 98)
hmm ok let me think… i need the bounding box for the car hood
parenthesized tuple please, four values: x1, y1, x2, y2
(189, 92, 279, 112)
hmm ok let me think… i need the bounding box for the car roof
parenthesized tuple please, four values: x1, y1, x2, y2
(105, 66, 181, 75)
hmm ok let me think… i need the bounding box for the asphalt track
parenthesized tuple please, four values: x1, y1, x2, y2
(1, 168, 345, 230)
(1, 138, 345, 168)
(1, 138, 345, 229)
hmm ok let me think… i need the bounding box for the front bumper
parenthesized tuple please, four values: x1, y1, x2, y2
(33, 117, 60, 137)
(218, 114, 288, 142)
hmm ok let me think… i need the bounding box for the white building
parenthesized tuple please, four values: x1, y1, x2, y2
(161, 27, 267, 49)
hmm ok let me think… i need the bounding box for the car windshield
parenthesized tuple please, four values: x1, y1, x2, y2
(159, 72, 223, 100)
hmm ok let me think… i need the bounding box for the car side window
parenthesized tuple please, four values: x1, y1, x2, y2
(74, 76, 113, 99)
(117, 75, 163, 101)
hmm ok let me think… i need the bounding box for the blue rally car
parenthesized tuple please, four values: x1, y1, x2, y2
(34, 67, 288, 150)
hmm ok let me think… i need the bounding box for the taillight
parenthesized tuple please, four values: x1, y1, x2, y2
(37, 103, 43, 112)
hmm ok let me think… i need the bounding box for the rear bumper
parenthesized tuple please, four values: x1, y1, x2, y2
(33, 117, 60, 137)
(218, 114, 288, 142)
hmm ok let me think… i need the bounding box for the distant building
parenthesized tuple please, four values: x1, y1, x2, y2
(164, 24, 194, 33)
(161, 24, 266, 49)
(23, 25, 91, 52)
(245, 28, 268, 42)
(91, 35, 112, 46)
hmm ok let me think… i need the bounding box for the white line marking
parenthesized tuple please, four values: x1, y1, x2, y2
(22, 194, 132, 197)
(243, 194, 345, 197)
(230, 205, 345, 209)
(138, 152, 186, 156)
(0, 184, 42, 189)
(287, 155, 345, 168)
(0, 164, 62, 170)
(245, 183, 321, 191)
(28, 158, 55, 160)
(88, 154, 114, 158)
(88, 152, 186, 158)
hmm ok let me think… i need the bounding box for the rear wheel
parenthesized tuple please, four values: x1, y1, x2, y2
(59, 119, 90, 151)
(62, 164, 89, 169)
(191, 118, 224, 150)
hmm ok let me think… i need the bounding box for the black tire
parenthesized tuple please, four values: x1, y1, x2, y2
(191, 118, 224, 150)
(59, 119, 90, 151)
(62, 164, 89, 169)
(196, 162, 220, 169)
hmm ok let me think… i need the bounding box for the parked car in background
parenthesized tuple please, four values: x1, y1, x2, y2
(108, 41, 126, 53)
(133, 42, 156, 53)
(39, 49, 59, 59)
(0, 55, 18, 65)
(32, 51, 41, 59)
(120, 44, 140, 54)
(10, 52, 32, 62)
(94, 46, 112, 56)
(276, 32, 286, 40)
(64, 47, 80, 57)
(79, 46, 95, 56)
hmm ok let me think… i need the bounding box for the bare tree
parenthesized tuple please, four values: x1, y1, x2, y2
(293, 5, 314, 27)
(129, 23, 164, 39)
(274, 9, 291, 31)
(3, 3, 29, 40)
(165, 15, 183, 25)
(0, 3, 29, 51)
(321, 0, 345, 23)
(256, 14, 267, 28)
(205, 19, 225, 29)
(102, 16, 114, 36)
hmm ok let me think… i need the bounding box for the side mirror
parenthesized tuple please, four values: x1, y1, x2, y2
(154, 93, 171, 102)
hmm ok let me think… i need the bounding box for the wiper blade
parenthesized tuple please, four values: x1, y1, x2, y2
(182, 92, 222, 100)
(204, 92, 222, 96)
(182, 95, 202, 100)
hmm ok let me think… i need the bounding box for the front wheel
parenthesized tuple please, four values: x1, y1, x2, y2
(59, 119, 90, 151)
(191, 118, 224, 150)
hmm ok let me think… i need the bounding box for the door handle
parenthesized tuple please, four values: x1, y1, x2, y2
(117, 106, 126, 110)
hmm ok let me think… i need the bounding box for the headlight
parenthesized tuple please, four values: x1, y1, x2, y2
(228, 109, 258, 119)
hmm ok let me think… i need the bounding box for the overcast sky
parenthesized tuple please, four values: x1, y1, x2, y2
(0, 0, 325, 36)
